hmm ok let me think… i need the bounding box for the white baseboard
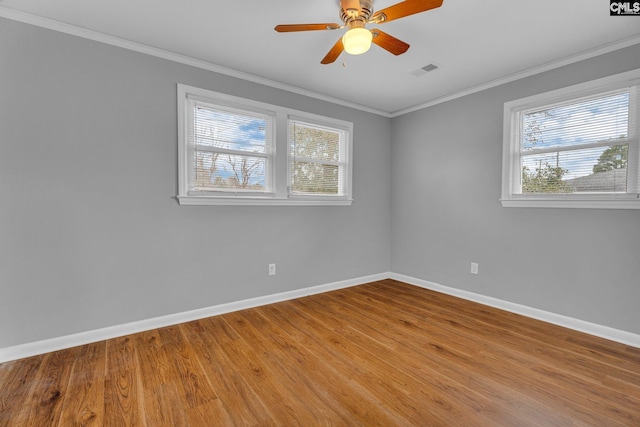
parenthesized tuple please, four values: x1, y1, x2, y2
(390, 272, 640, 348)
(0, 272, 388, 363)
(2, 271, 638, 363)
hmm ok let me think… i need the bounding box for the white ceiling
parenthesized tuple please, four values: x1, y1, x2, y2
(1, 0, 639, 116)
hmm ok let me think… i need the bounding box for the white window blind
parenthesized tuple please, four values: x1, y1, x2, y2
(288, 119, 346, 196)
(501, 69, 640, 209)
(177, 84, 353, 206)
(188, 98, 274, 194)
(520, 90, 632, 194)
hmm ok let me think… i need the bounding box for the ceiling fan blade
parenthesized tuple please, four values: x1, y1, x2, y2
(321, 38, 344, 64)
(275, 23, 341, 32)
(341, 0, 361, 16)
(371, 29, 410, 55)
(370, 0, 443, 24)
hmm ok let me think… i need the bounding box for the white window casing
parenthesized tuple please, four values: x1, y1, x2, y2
(288, 116, 350, 200)
(177, 84, 353, 206)
(501, 68, 640, 209)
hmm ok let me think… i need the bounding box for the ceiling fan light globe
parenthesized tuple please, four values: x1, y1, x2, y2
(342, 28, 372, 55)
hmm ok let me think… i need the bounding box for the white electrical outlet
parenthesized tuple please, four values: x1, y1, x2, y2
(470, 262, 479, 275)
(268, 263, 276, 276)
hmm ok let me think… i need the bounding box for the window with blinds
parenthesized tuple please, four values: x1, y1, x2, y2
(501, 69, 640, 209)
(520, 91, 630, 194)
(289, 119, 347, 197)
(177, 84, 353, 206)
(188, 100, 274, 194)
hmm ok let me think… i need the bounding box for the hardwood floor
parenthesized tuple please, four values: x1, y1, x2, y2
(1, 279, 639, 426)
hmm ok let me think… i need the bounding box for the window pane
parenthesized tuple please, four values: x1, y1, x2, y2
(179, 85, 353, 204)
(290, 122, 340, 162)
(289, 119, 344, 196)
(522, 144, 628, 194)
(194, 104, 267, 154)
(522, 92, 629, 151)
(194, 151, 266, 191)
(291, 162, 339, 195)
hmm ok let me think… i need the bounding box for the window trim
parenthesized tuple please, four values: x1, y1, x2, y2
(177, 84, 353, 206)
(501, 68, 640, 209)
(287, 115, 350, 200)
(186, 96, 276, 198)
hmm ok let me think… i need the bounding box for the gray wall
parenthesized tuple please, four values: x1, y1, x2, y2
(391, 43, 640, 334)
(0, 18, 391, 348)
(2, 17, 638, 350)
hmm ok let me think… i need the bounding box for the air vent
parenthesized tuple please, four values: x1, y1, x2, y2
(411, 63, 439, 76)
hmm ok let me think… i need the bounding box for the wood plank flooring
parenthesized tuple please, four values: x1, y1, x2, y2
(1, 279, 639, 426)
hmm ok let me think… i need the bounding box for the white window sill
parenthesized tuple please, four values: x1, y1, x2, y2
(500, 198, 640, 209)
(177, 195, 353, 206)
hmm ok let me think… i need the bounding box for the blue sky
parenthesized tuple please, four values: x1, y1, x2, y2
(521, 91, 629, 179)
(194, 107, 268, 185)
(195, 106, 267, 153)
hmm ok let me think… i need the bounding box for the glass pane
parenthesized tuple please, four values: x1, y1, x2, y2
(522, 144, 628, 193)
(194, 151, 266, 191)
(291, 162, 339, 195)
(522, 92, 629, 151)
(194, 105, 268, 154)
(290, 122, 340, 162)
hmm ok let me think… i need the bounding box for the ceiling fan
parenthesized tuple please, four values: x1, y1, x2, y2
(274, 0, 444, 64)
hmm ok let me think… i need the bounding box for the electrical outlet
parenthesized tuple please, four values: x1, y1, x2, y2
(268, 263, 276, 276)
(470, 262, 479, 275)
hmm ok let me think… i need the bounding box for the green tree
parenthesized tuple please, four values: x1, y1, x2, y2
(522, 161, 571, 193)
(521, 110, 573, 193)
(592, 145, 628, 173)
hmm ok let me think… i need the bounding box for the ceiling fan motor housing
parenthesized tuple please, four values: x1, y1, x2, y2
(341, 0, 374, 26)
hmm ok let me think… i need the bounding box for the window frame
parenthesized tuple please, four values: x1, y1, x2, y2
(177, 84, 353, 206)
(287, 115, 350, 201)
(186, 96, 276, 198)
(501, 68, 640, 209)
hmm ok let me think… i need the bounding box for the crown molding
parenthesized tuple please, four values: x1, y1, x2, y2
(1, 7, 639, 119)
(0, 7, 391, 118)
(390, 34, 640, 117)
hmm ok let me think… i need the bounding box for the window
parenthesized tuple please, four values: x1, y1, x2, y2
(189, 98, 274, 195)
(289, 118, 347, 197)
(177, 84, 353, 206)
(501, 69, 640, 209)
